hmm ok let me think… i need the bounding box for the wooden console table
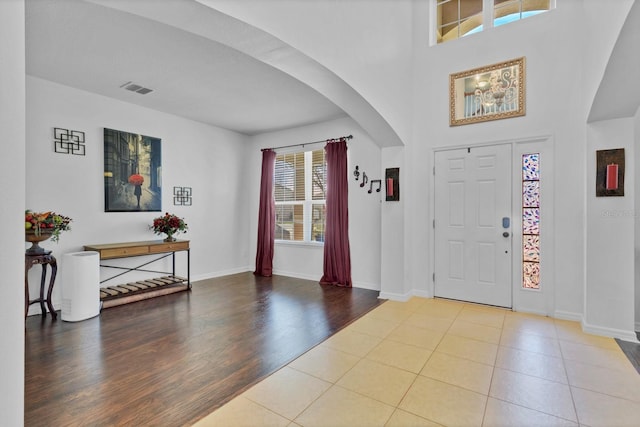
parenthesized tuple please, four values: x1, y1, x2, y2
(83, 240, 190, 309)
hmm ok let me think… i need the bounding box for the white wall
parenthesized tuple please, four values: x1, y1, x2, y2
(585, 119, 636, 340)
(204, 0, 639, 337)
(200, 0, 414, 145)
(26, 76, 252, 313)
(582, 0, 639, 340)
(248, 117, 382, 289)
(411, 1, 587, 318)
(0, 1, 26, 423)
(18, 0, 638, 356)
(636, 107, 640, 333)
(380, 146, 407, 299)
(582, 0, 635, 119)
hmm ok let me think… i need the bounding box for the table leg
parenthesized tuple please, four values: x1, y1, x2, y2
(39, 264, 47, 316)
(47, 258, 58, 319)
(24, 275, 29, 319)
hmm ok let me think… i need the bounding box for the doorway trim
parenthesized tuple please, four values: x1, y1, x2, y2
(430, 135, 555, 316)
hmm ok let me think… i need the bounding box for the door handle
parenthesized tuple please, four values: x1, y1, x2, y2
(503, 232, 510, 238)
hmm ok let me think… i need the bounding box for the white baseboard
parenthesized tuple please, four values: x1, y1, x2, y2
(378, 290, 413, 302)
(553, 310, 583, 322)
(191, 266, 252, 283)
(271, 269, 320, 282)
(512, 307, 548, 317)
(582, 320, 640, 343)
(352, 281, 381, 292)
(271, 270, 381, 292)
(412, 290, 433, 299)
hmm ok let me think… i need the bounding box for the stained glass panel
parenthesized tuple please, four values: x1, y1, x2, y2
(523, 180, 539, 208)
(522, 153, 539, 180)
(523, 262, 540, 289)
(523, 235, 540, 262)
(523, 208, 540, 235)
(522, 153, 540, 290)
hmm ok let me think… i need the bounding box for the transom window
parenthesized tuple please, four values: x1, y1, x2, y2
(435, 0, 553, 44)
(274, 149, 326, 243)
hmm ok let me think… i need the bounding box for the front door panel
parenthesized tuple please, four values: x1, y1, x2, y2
(434, 145, 512, 308)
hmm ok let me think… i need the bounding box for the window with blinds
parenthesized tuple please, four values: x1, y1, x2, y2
(274, 149, 326, 242)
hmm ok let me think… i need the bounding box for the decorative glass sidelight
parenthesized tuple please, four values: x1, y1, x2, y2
(522, 153, 540, 289)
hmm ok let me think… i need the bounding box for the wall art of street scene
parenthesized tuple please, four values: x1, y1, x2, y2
(104, 128, 162, 212)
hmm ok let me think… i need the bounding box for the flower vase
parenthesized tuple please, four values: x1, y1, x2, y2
(164, 231, 176, 242)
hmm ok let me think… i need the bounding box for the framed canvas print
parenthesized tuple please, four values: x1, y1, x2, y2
(103, 128, 162, 212)
(450, 57, 525, 126)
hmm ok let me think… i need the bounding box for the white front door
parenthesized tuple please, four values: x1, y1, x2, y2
(434, 145, 512, 308)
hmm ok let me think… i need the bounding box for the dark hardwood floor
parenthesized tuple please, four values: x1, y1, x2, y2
(617, 337, 640, 374)
(25, 272, 385, 427)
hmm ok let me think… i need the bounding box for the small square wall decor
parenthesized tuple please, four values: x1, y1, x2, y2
(54, 127, 85, 155)
(173, 187, 192, 206)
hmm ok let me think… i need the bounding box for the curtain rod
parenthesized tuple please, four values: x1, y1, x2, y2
(261, 134, 353, 152)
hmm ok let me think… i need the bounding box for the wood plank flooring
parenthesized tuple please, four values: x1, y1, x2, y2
(617, 337, 640, 374)
(25, 272, 385, 427)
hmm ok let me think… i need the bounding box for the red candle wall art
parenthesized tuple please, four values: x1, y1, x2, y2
(596, 148, 625, 197)
(606, 164, 618, 190)
(385, 167, 400, 201)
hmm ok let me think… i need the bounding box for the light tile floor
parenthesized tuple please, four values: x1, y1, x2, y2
(193, 297, 640, 427)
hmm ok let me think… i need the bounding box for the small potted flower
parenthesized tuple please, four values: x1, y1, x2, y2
(151, 212, 188, 242)
(25, 210, 72, 254)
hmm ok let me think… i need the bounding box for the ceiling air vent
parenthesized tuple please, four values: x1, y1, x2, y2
(120, 81, 154, 95)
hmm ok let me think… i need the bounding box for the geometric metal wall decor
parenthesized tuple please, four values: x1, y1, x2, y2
(173, 186, 192, 206)
(54, 127, 86, 155)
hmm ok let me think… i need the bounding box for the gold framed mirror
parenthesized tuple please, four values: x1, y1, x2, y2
(449, 57, 525, 126)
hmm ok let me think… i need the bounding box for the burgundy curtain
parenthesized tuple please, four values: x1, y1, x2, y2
(254, 149, 276, 277)
(320, 138, 352, 287)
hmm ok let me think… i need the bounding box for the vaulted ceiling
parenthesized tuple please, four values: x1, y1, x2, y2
(588, 0, 640, 122)
(26, 0, 347, 136)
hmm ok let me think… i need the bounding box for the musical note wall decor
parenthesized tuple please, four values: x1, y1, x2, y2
(368, 179, 382, 194)
(360, 172, 368, 188)
(354, 165, 393, 197)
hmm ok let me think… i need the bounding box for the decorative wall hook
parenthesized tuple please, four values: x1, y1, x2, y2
(368, 179, 382, 193)
(360, 172, 368, 188)
(353, 165, 360, 181)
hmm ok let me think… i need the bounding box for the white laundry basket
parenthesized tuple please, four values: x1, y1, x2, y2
(61, 251, 100, 321)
